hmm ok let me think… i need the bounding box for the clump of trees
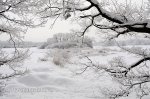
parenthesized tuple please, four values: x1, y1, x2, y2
(40, 33, 93, 49)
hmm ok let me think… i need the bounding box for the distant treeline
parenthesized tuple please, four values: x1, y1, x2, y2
(95, 38, 150, 46)
(0, 41, 43, 48)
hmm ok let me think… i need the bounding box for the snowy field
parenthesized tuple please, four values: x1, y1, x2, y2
(1, 46, 150, 99)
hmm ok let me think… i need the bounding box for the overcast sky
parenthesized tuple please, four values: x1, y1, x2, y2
(24, 20, 73, 42)
(24, 19, 100, 42)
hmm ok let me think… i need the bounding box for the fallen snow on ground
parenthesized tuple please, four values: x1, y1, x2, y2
(1, 46, 150, 99)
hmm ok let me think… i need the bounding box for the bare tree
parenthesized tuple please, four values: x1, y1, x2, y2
(0, 0, 46, 94)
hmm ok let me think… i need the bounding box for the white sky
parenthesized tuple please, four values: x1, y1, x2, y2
(24, 18, 100, 42)
(25, 19, 74, 42)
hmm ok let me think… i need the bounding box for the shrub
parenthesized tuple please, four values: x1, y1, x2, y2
(39, 57, 48, 61)
(52, 49, 70, 66)
(39, 43, 48, 49)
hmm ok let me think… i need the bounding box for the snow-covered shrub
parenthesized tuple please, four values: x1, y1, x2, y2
(39, 43, 48, 49)
(52, 49, 70, 66)
(39, 57, 48, 61)
(82, 37, 93, 48)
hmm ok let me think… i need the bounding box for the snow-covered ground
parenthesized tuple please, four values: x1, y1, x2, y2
(1, 46, 150, 99)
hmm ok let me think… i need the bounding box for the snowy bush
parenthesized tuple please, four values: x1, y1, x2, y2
(52, 49, 70, 66)
(82, 37, 93, 48)
(39, 43, 48, 49)
(39, 57, 48, 61)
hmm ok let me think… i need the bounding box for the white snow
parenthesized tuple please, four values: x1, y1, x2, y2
(0, 46, 150, 99)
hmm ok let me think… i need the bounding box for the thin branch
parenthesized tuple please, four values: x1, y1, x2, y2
(0, 0, 27, 14)
(76, 4, 93, 11)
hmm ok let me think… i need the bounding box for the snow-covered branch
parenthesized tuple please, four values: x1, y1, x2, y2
(78, 0, 150, 34)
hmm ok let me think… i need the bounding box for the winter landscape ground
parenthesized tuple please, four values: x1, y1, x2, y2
(0, 45, 150, 99)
